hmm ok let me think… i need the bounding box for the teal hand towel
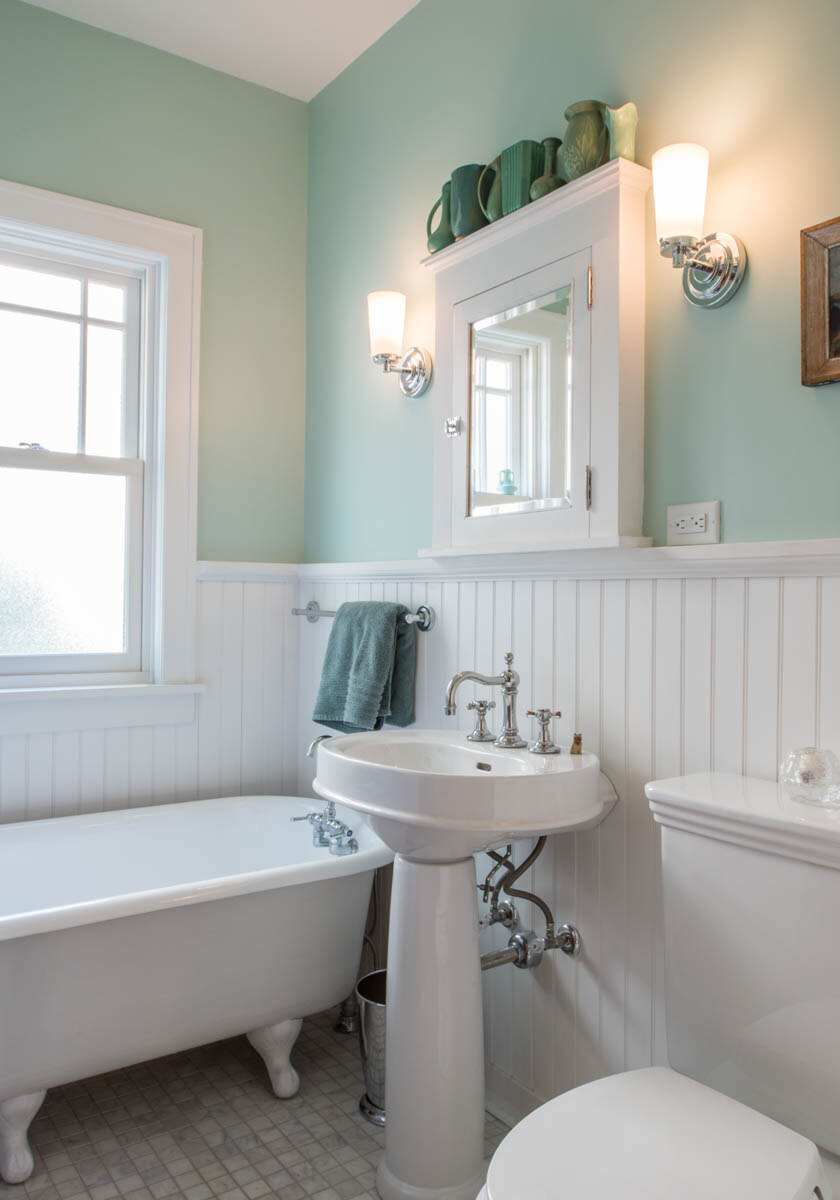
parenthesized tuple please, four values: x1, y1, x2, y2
(313, 601, 416, 733)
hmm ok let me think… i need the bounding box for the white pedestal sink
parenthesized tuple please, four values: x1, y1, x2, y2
(314, 730, 615, 1200)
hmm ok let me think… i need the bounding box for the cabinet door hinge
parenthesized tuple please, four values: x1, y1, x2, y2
(585, 465, 592, 509)
(587, 266, 593, 310)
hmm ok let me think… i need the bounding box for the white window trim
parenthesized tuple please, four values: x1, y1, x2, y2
(0, 177, 202, 694)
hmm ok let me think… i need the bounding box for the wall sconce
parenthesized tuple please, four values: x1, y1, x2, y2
(652, 143, 747, 308)
(367, 290, 433, 397)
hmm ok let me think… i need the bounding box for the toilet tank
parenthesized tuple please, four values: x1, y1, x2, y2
(647, 772, 840, 1157)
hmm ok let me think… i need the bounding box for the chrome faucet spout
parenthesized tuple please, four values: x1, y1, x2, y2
(444, 670, 504, 716)
(307, 734, 332, 758)
(443, 653, 527, 749)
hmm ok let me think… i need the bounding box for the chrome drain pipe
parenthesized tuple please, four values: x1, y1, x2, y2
(480, 944, 522, 972)
(480, 924, 580, 972)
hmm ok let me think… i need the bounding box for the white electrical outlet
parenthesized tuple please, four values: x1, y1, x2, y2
(667, 500, 721, 546)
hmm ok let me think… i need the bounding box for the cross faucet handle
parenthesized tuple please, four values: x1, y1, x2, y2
(466, 698, 496, 743)
(526, 708, 563, 755)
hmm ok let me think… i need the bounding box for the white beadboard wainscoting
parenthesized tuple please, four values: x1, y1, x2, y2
(4, 546, 840, 1132)
(295, 554, 840, 1127)
(0, 567, 298, 823)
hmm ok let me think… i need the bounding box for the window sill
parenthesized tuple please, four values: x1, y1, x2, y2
(0, 683, 205, 734)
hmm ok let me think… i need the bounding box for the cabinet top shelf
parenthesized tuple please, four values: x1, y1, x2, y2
(420, 157, 651, 274)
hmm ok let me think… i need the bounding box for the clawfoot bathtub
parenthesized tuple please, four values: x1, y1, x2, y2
(0, 794, 392, 1184)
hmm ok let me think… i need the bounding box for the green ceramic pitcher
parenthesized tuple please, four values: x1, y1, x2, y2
(426, 179, 455, 253)
(559, 101, 610, 182)
(479, 140, 544, 220)
(604, 101, 638, 161)
(450, 163, 488, 239)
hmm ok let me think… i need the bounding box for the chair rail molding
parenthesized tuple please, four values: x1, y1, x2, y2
(295, 539, 840, 583)
(197, 561, 300, 583)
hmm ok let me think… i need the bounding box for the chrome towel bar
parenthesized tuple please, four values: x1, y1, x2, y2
(291, 599, 435, 632)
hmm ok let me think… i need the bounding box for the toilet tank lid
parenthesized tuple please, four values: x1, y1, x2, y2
(486, 1068, 825, 1200)
(646, 771, 840, 870)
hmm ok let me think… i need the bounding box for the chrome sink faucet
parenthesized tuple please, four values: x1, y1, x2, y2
(444, 652, 527, 748)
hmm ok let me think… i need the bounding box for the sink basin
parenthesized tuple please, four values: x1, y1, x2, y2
(313, 729, 610, 861)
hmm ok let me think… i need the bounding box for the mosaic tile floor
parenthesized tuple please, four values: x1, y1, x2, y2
(0, 1010, 509, 1200)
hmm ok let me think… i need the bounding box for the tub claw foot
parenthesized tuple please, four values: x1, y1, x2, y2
(247, 1019, 303, 1099)
(0, 1090, 46, 1184)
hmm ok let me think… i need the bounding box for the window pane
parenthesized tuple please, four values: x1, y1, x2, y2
(485, 392, 511, 488)
(0, 468, 127, 655)
(85, 325, 125, 456)
(0, 262, 82, 315)
(0, 310, 80, 452)
(485, 357, 511, 390)
(88, 282, 126, 322)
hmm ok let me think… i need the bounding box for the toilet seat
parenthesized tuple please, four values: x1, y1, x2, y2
(483, 1068, 827, 1200)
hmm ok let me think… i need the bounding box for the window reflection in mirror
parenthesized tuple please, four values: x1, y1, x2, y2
(469, 285, 572, 517)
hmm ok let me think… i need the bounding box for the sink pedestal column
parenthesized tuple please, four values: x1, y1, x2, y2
(376, 854, 487, 1200)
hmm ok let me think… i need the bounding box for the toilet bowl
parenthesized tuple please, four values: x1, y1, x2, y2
(480, 772, 840, 1200)
(478, 1067, 826, 1199)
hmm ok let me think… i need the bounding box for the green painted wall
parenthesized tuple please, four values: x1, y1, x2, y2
(304, 0, 840, 561)
(0, 0, 308, 562)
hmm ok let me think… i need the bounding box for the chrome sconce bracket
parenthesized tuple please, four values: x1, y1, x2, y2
(660, 231, 747, 309)
(372, 347, 433, 397)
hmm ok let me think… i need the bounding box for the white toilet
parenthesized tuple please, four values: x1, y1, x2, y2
(479, 771, 840, 1199)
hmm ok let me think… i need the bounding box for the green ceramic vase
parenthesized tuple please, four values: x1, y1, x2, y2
(426, 179, 455, 253)
(559, 101, 609, 182)
(500, 139, 543, 215)
(530, 136, 563, 200)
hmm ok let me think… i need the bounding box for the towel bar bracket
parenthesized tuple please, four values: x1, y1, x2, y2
(292, 600, 326, 624)
(291, 600, 435, 632)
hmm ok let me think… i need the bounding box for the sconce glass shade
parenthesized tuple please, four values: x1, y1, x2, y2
(652, 143, 710, 243)
(367, 290, 406, 359)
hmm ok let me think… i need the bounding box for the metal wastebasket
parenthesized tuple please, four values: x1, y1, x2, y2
(355, 969, 386, 1126)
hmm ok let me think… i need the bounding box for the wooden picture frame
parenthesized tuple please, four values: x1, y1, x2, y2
(801, 215, 840, 386)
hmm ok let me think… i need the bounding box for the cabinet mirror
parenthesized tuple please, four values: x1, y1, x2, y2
(470, 285, 572, 517)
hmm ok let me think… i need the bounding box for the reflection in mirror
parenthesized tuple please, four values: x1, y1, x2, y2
(469, 286, 571, 517)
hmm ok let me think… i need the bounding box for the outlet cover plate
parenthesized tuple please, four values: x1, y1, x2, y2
(667, 500, 721, 546)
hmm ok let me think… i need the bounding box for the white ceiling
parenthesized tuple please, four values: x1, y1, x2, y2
(19, 0, 422, 101)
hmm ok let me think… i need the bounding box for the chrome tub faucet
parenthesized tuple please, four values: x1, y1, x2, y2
(444, 652, 526, 748)
(296, 734, 358, 855)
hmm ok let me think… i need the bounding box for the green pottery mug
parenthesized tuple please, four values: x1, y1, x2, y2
(450, 163, 488, 239)
(478, 156, 502, 223)
(479, 140, 544, 220)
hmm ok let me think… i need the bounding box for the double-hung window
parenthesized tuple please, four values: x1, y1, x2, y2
(0, 178, 201, 694)
(0, 251, 144, 677)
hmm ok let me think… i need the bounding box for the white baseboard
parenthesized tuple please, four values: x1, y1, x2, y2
(485, 1062, 544, 1129)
